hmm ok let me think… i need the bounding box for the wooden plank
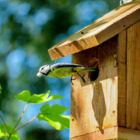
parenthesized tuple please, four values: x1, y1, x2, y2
(97, 36, 118, 130)
(119, 127, 140, 140)
(48, 1, 140, 60)
(126, 21, 140, 130)
(136, 23, 140, 130)
(70, 127, 140, 140)
(118, 30, 127, 127)
(70, 47, 99, 138)
(70, 36, 118, 138)
(70, 126, 118, 140)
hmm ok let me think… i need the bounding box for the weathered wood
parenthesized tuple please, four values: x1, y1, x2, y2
(70, 36, 118, 138)
(70, 127, 140, 140)
(119, 127, 140, 139)
(48, 1, 140, 60)
(70, 21, 140, 139)
(126, 21, 140, 130)
(118, 30, 127, 127)
(134, 22, 140, 130)
(70, 127, 118, 140)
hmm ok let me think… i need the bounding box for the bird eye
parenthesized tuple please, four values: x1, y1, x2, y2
(41, 67, 44, 70)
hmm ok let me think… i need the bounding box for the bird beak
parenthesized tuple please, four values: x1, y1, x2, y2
(37, 72, 43, 77)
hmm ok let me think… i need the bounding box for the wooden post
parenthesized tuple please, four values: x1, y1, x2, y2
(126, 21, 140, 130)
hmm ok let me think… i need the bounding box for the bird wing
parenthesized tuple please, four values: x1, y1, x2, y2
(50, 63, 83, 70)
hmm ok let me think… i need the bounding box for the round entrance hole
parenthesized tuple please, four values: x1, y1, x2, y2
(90, 67, 99, 81)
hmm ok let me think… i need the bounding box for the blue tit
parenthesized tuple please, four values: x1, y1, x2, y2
(37, 63, 98, 83)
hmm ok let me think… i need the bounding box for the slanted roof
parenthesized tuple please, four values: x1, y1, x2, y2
(48, 1, 140, 60)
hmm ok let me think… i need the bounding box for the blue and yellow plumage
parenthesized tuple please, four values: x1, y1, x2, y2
(37, 63, 98, 83)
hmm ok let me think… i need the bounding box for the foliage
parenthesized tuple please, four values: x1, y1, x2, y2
(24, 128, 63, 140)
(0, 90, 70, 140)
(14, 90, 63, 103)
(0, 0, 119, 139)
(0, 125, 20, 140)
(38, 104, 69, 130)
(0, 85, 2, 94)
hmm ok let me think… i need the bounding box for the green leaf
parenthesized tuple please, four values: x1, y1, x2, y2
(46, 95, 63, 102)
(14, 90, 63, 104)
(0, 84, 2, 94)
(40, 104, 68, 114)
(14, 90, 31, 102)
(38, 104, 70, 130)
(0, 125, 20, 140)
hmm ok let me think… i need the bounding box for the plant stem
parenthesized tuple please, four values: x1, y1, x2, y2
(15, 116, 37, 132)
(8, 116, 37, 139)
(1, 124, 8, 139)
(0, 114, 10, 133)
(14, 103, 28, 129)
(8, 104, 28, 139)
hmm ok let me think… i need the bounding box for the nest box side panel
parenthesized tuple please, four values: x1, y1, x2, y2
(70, 36, 118, 139)
(118, 29, 127, 127)
(126, 21, 140, 130)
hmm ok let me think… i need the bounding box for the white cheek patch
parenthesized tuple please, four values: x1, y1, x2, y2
(37, 65, 50, 77)
(39, 66, 44, 71)
(43, 66, 50, 72)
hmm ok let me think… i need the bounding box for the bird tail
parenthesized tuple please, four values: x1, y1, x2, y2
(75, 67, 98, 72)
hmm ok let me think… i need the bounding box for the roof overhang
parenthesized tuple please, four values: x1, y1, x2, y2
(48, 1, 140, 60)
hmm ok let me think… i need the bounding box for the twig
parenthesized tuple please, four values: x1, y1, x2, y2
(1, 124, 8, 139)
(0, 115, 10, 133)
(14, 116, 37, 133)
(14, 103, 28, 129)
(8, 103, 28, 139)
(8, 116, 37, 139)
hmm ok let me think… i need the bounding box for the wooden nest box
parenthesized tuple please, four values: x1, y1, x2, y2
(48, 1, 140, 140)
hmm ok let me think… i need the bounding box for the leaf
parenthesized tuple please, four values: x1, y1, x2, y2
(40, 104, 68, 114)
(0, 125, 20, 140)
(14, 90, 63, 104)
(37, 104, 70, 130)
(0, 84, 2, 94)
(46, 95, 64, 102)
(14, 90, 31, 102)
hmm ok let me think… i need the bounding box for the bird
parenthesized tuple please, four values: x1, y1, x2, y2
(37, 63, 98, 83)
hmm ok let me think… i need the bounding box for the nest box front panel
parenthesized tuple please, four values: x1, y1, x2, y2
(70, 36, 118, 138)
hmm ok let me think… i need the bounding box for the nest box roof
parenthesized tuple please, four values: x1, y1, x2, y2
(48, 1, 140, 60)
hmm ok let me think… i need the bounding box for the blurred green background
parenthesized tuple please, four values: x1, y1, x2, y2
(0, 0, 119, 139)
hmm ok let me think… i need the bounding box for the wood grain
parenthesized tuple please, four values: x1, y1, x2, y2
(70, 36, 118, 138)
(48, 1, 140, 60)
(70, 127, 140, 140)
(119, 127, 140, 140)
(70, 127, 118, 140)
(118, 30, 127, 127)
(126, 21, 140, 129)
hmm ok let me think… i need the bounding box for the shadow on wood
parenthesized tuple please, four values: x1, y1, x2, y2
(92, 82, 106, 134)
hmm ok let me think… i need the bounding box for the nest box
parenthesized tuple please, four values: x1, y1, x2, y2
(48, 1, 140, 140)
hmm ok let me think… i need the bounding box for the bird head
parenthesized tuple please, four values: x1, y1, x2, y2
(37, 65, 50, 77)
